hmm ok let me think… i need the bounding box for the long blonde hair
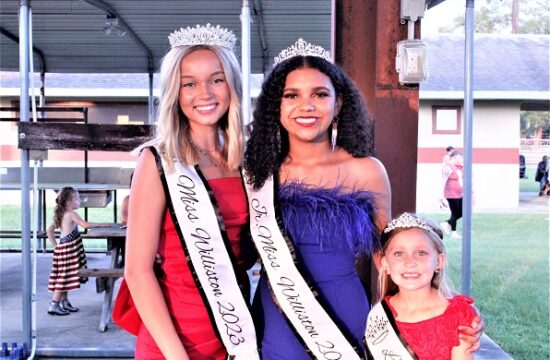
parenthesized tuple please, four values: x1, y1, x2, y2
(378, 214, 455, 301)
(141, 44, 243, 171)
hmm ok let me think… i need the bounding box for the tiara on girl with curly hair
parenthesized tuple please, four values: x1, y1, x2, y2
(273, 38, 331, 66)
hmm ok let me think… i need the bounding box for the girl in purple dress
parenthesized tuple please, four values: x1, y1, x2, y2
(244, 39, 484, 360)
(244, 39, 391, 359)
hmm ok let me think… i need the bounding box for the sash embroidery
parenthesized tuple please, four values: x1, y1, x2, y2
(159, 153, 259, 359)
(365, 301, 418, 360)
(243, 172, 363, 360)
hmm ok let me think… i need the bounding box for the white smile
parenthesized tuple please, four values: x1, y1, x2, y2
(401, 273, 421, 279)
(195, 104, 216, 111)
(295, 117, 317, 125)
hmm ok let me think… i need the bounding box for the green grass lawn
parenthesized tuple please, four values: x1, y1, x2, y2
(426, 213, 549, 360)
(1, 205, 549, 359)
(0, 204, 115, 250)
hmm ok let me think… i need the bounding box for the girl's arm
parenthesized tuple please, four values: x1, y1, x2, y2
(46, 223, 57, 247)
(124, 149, 190, 360)
(121, 195, 130, 225)
(451, 339, 473, 360)
(459, 315, 485, 353)
(69, 212, 110, 229)
(359, 157, 392, 232)
(452, 299, 483, 358)
(354, 157, 392, 270)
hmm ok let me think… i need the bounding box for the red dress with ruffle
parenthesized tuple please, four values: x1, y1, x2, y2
(135, 177, 249, 360)
(385, 295, 477, 360)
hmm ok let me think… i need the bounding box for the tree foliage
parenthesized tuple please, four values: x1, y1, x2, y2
(521, 111, 550, 138)
(439, 0, 550, 34)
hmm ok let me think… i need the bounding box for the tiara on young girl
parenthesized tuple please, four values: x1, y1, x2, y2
(168, 23, 236, 50)
(383, 213, 436, 234)
(273, 38, 331, 66)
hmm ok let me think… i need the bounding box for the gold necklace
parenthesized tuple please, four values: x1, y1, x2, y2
(188, 138, 227, 168)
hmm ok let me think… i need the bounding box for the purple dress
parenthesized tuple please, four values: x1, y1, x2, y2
(255, 183, 380, 360)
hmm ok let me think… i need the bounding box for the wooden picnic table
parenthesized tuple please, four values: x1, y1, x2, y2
(83, 224, 126, 332)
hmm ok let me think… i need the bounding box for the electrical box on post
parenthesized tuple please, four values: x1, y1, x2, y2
(395, 39, 428, 84)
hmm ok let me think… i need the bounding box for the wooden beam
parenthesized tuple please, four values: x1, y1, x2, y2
(18, 123, 153, 152)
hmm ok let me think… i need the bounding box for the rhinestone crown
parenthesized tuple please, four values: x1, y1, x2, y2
(168, 23, 236, 50)
(383, 212, 437, 235)
(273, 38, 331, 66)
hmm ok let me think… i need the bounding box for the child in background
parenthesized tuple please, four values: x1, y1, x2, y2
(46, 186, 109, 315)
(366, 213, 479, 360)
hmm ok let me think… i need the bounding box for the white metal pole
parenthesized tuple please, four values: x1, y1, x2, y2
(462, 0, 475, 295)
(19, 0, 32, 348)
(241, 0, 251, 127)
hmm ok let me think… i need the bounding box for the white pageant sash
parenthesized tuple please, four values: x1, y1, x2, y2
(365, 301, 418, 360)
(162, 159, 259, 359)
(243, 172, 362, 360)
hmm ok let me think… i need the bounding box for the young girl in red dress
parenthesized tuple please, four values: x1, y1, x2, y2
(366, 213, 479, 360)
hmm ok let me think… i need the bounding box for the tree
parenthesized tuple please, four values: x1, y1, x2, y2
(521, 111, 550, 139)
(438, 0, 550, 34)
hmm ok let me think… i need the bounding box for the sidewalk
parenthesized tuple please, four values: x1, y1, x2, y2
(1, 252, 515, 359)
(518, 191, 550, 214)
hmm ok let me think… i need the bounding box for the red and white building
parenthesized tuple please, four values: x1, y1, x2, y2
(416, 34, 549, 210)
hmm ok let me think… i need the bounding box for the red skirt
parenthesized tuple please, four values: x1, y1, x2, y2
(48, 229, 87, 292)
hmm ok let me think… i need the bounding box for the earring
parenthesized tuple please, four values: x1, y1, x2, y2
(435, 268, 440, 273)
(330, 117, 338, 151)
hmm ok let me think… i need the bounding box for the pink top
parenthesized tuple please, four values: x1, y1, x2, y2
(443, 163, 464, 199)
(386, 295, 477, 360)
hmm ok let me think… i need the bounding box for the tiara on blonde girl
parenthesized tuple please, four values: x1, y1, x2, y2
(383, 212, 438, 236)
(273, 38, 331, 66)
(168, 23, 236, 50)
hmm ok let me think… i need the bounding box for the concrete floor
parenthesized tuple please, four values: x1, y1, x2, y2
(1, 252, 135, 359)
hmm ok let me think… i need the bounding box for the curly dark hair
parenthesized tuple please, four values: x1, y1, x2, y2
(244, 55, 374, 189)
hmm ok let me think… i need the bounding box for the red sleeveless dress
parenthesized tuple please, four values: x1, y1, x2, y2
(135, 177, 250, 360)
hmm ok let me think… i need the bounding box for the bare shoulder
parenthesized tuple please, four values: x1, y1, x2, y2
(131, 147, 165, 209)
(67, 210, 82, 221)
(346, 156, 389, 189)
(134, 148, 162, 187)
(345, 156, 392, 229)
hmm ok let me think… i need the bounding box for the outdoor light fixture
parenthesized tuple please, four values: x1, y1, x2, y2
(396, 0, 428, 84)
(103, 14, 126, 37)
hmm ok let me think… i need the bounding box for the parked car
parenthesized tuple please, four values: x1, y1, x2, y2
(519, 154, 526, 178)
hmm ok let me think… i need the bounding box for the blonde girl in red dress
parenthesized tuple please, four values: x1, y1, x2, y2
(366, 213, 480, 360)
(116, 24, 259, 360)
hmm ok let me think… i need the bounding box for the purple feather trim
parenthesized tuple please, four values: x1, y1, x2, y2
(278, 182, 380, 255)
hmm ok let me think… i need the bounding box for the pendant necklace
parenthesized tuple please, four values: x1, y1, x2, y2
(189, 138, 227, 168)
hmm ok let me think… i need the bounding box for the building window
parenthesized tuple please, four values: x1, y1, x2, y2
(432, 106, 461, 134)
